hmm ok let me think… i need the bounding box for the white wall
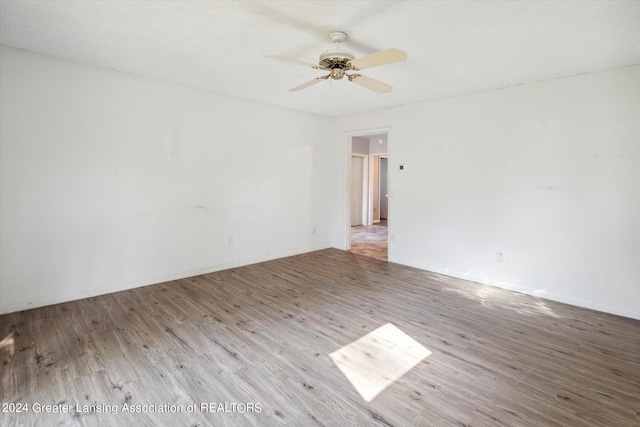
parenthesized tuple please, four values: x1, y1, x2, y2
(368, 137, 388, 154)
(351, 136, 369, 155)
(0, 46, 334, 314)
(350, 136, 388, 155)
(333, 65, 640, 320)
(2, 45, 638, 320)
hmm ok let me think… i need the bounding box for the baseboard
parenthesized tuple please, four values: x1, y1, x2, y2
(401, 262, 640, 321)
(0, 244, 332, 315)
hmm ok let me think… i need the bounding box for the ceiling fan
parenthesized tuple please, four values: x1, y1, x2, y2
(265, 31, 407, 93)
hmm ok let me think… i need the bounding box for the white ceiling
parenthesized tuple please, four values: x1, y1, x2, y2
(2, 1, 639, 117)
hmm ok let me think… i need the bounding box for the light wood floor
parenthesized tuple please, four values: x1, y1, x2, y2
(1, 249, 639, 426)
(350, 220, 388, 260)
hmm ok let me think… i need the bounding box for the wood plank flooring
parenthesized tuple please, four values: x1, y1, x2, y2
(1, 249, 639, 426)
(350, 220, 388, 260)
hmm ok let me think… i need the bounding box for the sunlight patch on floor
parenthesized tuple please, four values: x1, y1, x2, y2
(329, 323, 431, 402)
(0, 333, 15, 356)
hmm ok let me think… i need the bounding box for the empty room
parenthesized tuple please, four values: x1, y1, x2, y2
(1, 1, 639, 426)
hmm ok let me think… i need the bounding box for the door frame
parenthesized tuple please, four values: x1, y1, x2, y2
(344, 127, 391, 251)
(370, 154, 381, 224)
(378, 155, 389, 221)
(350, 153, 369, 227)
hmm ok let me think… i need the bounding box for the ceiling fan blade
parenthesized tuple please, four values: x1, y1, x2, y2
(264, 55, 320, 69)
(348, 48, 407, 71)
(290, 75, 330, 92)
(348, 74, 393, 94)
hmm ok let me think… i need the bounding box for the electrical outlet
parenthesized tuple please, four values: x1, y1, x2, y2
(312, 226, 316, 234)
(228, 237, 233, 247)
(497, 251, 505, 262)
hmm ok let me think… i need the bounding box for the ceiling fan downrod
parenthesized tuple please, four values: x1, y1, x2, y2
(319, 31, 355, 78)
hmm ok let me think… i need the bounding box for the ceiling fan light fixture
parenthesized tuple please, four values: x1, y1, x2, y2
(330, 68, 346, 80)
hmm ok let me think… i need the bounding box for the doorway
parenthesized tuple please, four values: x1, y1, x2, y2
(348, 132, 389, 261)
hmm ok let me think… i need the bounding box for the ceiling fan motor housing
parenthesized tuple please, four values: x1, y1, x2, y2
(319, 50, 355, 79)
